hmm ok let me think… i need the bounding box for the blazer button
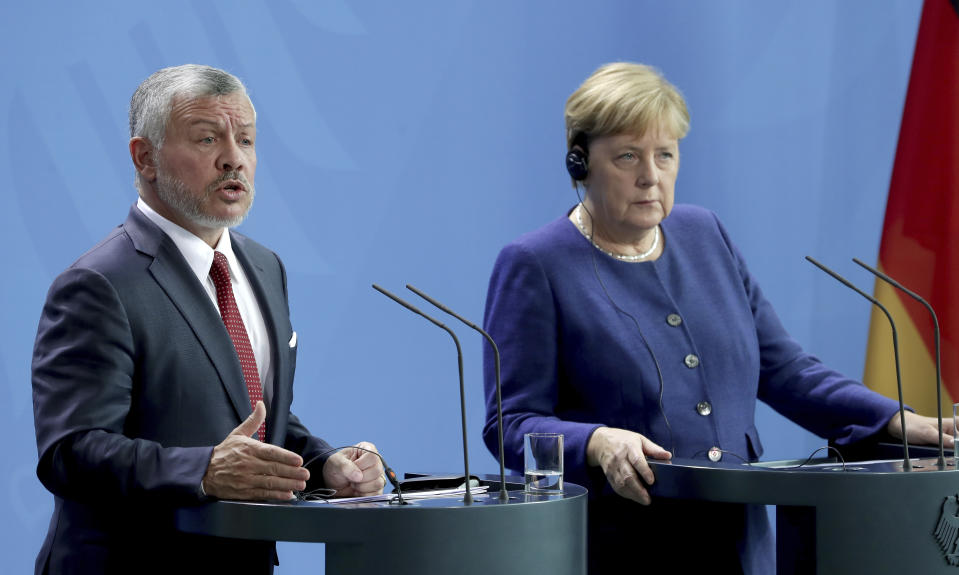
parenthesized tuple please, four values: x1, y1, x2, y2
(696, 401, 712, 416)
(667, 313, 682, 327)
(684, 354, 700, 368)
(708, 447, 722, 462)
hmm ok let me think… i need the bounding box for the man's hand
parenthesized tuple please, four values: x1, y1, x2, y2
(201, 401, 310, 501)
(322, 442, 386, 497)
(887, 410, 956, 448)
(586, 427, 672, 506)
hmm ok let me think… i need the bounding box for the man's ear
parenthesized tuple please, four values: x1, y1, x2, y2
(130, 137, 158, 182)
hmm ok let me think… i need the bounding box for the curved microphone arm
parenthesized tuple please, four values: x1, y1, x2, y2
(805, 256, 911, 471)
(372, 284, 473, 503)
(406, 284, 510, 502)
(852, 257, 944, 469)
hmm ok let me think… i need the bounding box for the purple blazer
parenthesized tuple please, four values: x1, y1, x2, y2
(482, 204, 901, 573)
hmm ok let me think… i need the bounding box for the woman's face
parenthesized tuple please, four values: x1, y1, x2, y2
(584, 129, 679, 238)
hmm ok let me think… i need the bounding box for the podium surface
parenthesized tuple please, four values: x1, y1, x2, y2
(175, 480, 587, 575)
(649, 456, 959, 574)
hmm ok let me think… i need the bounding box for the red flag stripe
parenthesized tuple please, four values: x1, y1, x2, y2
(875, 0, 959, 401)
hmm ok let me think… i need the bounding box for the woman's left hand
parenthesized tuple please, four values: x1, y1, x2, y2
(886, 411, 955, 448)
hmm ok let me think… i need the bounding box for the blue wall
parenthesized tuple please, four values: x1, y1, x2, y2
(0, 1, 922, 571)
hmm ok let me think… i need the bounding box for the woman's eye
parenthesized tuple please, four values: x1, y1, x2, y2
(619, 152, 636, 161)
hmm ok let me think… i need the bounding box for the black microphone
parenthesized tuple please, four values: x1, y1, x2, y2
(804, 256, 911, 471)
(383, 463, 407, 505)
(852, 257, 946, 469)
(406, 284, 511, 502)
(372, 283, 474, 504)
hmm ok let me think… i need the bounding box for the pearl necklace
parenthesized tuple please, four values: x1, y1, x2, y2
(574, 204, 660, 262)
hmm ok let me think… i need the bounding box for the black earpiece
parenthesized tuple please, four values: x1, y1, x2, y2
(565, 132, 589, 181)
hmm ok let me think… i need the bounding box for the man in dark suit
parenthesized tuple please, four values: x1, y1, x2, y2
(31, 64, 384, 574)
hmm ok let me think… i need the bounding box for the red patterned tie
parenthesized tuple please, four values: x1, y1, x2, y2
(210, 251, 265, 441)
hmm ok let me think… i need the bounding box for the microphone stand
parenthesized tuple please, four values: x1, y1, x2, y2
(805, 256, 911, 471)
(372, 284, 473, 503)
(406, 284, 510, 502)
(853, 257, 946, 470)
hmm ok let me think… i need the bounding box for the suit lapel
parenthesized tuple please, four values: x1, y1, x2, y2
(123, 207, 251, 423)
(231, 232, 291, 445)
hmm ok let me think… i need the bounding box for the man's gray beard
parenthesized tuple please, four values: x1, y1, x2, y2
(155, 168, 255, 230)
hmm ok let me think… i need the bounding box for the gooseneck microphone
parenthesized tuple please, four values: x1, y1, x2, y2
(383, 464, 407, 505)
(406, 284, 510, 502)
(804, 256, 911, 471)
(372, 284, 474, 504)
(853, 257, 946, 469)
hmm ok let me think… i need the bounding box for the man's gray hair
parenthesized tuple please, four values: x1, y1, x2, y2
(129, 64, 253, 150)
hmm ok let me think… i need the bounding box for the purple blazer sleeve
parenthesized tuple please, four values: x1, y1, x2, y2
(714, 218, 904, 443)
(482, 241, 604, 488)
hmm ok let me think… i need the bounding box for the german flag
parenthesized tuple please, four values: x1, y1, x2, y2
(863, 0, 959, 416)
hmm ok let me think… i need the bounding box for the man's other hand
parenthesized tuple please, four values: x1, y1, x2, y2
(322, 442, 386, 497)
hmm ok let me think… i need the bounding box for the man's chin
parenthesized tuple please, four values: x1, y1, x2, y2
(199, 200, 254, 229)
(187, 210, 250, 231)
(202, 216, 248, 230)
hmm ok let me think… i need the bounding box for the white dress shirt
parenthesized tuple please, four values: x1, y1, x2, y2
(136, 198, 273, 406)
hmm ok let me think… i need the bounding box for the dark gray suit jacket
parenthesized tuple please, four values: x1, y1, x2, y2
(32, 206, 332, 574)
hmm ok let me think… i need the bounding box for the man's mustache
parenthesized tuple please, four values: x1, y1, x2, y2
(207, 171, 253, 194)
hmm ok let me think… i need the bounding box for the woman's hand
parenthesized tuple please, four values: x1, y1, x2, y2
(586, 426, 672, 505)
(886, 411, 956, 448)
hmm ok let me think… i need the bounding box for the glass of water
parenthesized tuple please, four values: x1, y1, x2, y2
(524, 433, 564, 494)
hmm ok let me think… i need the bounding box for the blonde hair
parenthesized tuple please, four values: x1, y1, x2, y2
(565, 62, 690, 152)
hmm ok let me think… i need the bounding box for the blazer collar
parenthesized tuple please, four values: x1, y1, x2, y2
(123, 206, 253, 425)
(232, 233, 292, 445)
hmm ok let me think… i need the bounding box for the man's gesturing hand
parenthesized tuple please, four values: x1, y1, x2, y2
(202, 401, 310, 501)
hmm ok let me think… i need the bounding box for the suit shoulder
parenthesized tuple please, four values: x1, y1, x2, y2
(668, 203, 721, 225)
(502, 214, 578, 258)
(230, 231, 282, 266)
(68, 226, 144, 276)
(489, 215, 584, 294)
(664, 204, 728, 239)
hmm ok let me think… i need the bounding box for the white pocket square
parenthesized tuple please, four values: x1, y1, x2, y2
(288, 331, 297, 348)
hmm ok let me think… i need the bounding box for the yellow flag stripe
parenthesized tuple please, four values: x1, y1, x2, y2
(863, 275, 951, 416)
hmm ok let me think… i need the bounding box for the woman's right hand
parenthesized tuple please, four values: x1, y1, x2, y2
(586, 427, 672, 505)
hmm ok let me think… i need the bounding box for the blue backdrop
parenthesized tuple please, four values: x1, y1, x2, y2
(1, 1, 922, 571)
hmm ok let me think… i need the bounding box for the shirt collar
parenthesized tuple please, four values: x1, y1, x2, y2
(136, 197, 240, 281)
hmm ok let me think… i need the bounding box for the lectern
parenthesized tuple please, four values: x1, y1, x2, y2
(649, 456, 959, 574)
(175, 478, 587, 575)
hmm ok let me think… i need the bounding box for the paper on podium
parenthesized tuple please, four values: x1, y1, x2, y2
(320, 484, 488, 504)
